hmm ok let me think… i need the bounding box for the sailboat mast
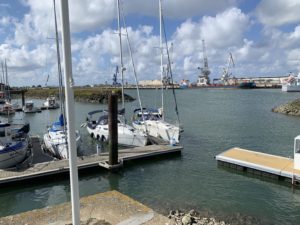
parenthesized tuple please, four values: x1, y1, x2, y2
(4, 59, 10, 102)
(59, 0, 80, 224)
(117, 0, 125, 110)
(53, 0, 64, 118)
(202, 40, 208, 69)
(4, 59, 8, 101)
(1, 62, 4, 93)
(159, 0, 164, 120)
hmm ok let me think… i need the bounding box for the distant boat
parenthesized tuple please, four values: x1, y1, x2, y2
(0, 122, 30, 169)
(23, 101, 42, 113)
(179, 80, 189, 89)
(0, 102, 15, 116)
(238, 81, 256, 89)
(43, 96, 59, 109)
(282, 73, 300, 92)
(0, 91, 5, 104)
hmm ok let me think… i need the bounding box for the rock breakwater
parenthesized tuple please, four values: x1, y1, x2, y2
(167, 210, 227, 225)
(272, 98, 300, 116)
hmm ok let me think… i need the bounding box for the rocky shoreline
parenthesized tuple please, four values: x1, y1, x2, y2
(167, 210, 227, 225)
(272, 98, 300, 116)
(165, 209, 268, 225)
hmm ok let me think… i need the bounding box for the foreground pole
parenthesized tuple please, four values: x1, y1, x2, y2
(60, 0, 80, 224)
(108, 93, 118, 165)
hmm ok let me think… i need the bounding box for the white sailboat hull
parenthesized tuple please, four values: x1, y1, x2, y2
(87, 123, 148, 147)
(0, 139, 29, 169)
(43, 130, 81, 159)
(133, 120, 180, 144)
(43, 102, 59, 109)
(43, 97, 59, 109)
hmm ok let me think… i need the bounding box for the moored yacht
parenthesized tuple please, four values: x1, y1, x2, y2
(23, 101, 42, 113)
(132, 108, 181, 144)
(86, 109, 148, 147)
(43, 96, 59, 109)
(0, 102, 15, 115)
(0, 122, 30, 169)
(132, 0, 182, 144)
(43, 115, 81, 159)
(43, 0, 81, 160)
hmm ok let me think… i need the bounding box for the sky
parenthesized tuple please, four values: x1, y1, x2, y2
(0, 0, 300, 86)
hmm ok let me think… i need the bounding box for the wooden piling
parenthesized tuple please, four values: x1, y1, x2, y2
(108, 93, 118, 165)
(21, 90, 25, 107)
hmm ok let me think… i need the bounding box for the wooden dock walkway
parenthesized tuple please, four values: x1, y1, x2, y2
(216, 147, 300, 183)
(0, 138, 182, 185)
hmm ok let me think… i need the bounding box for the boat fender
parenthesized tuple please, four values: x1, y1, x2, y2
(169, 138, 176, 146)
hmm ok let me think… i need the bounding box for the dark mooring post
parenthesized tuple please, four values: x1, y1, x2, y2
(108, 93, 118, 165)
(21, 90, 25, 107)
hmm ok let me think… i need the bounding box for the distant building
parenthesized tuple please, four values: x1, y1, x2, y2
(237, 75, 289, 87)
(138, 79, 162, 87)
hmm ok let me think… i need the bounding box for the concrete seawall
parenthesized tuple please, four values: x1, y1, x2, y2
(0, 191, 170, 225)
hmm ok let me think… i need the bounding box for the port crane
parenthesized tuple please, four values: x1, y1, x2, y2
(220, 52, 235, 85)
(197, 39, 210, 86)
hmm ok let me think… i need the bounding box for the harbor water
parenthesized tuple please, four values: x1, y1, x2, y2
(1, 89, 300, 224)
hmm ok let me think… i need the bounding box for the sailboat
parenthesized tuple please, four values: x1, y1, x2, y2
(86, 0, 148, 147)
(132, 0, 182, 144)
(0, 60, 15, 116)
(43, 0, 81, 159)
(0, 122, 30, 169)
(43, 96, 59, 109)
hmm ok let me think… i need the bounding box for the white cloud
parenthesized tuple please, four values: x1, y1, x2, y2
(200, 8, 250, 48)
(233, 39, 253, 60)
(170, 8, 250, 79)
(71, 25, 161, 84)
(287, 49, 300, 70)
(123, 0, 237, 19)
(0, 16, 15, 26)
(69, 0, 115, 32)
(256, 0, 300, 26)
(2, 0, 300, 86)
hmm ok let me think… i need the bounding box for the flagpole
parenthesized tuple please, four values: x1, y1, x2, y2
(59, 0, 80, 224)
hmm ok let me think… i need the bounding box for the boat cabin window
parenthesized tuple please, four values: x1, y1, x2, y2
(99, 119, 108, 125)
(98, 115, 108, 125)
(0, 128, 5, 137)
(296, 139, 300, 154)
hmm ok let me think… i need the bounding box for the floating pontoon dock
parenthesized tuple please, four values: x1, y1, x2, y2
(216, 147, 300, 184)
(0, 137, 182, 186)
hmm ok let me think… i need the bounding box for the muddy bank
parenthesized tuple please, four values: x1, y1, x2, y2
(15, 87, 135, 104)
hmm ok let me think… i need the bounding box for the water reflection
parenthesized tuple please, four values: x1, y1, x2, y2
(1, 90, 300, 224)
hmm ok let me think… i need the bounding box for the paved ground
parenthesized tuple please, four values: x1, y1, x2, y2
(0, 191, 170, 225)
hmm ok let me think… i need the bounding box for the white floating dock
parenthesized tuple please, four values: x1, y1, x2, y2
(216, 147, 300, 183)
